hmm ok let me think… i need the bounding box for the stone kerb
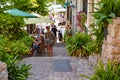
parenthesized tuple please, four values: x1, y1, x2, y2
(0, 61, 8, 80)
(89, 54, 99, 66)
(101, 18, 120, 64)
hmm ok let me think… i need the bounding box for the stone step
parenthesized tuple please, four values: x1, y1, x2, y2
(54, 42, 65, 47)
(23, 57, 94, 80)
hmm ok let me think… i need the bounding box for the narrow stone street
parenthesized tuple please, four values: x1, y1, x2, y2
(24, 43, 94, 80)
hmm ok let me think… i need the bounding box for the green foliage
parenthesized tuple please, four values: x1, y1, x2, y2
(0, 1, 37, 80)
(0, 34, 33, 57)
(0, 13, 25, 40)
(82, 61, 120, 80)
(90, 24, 104, 53)
(0, 0, 49, 16)
(0, 18, 32, 80)
(94, 0, 120, 24)
(65, 33, 96, 57)
(47, 0, 65, 5)
(0, 12, 33, 57)
(91, 0, 120, 53)
(95, 0, 120, 17)
(0, 53, 31, 80)
(93, 0, 120, 30)
(83, 40, 97, 54)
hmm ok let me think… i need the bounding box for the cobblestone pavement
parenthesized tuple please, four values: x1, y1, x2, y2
(24, 43, 94, 80)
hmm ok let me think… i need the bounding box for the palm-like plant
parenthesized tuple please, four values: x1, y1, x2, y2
(0, 53, 31, 80)
(65, 33, 96, 57)
(82, 61, 120, 80)
(94, 0, 120, 25)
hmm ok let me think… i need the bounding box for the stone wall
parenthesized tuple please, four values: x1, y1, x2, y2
(101, 18, 120, 64)
(86, 0, 100, 34)
(87, 0, 94, 27)
(0, 61, 8, 80)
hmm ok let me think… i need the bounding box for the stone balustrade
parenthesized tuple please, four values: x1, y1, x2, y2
(0, 61, 8, 80)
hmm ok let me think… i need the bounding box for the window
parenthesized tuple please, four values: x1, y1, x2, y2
(83, 0, 88, 14)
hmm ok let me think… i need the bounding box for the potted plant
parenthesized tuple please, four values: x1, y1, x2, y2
(65, 32, 96, 57)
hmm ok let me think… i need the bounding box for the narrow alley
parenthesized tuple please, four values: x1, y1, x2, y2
(24, 42, 94, 80)
(1, 0, 120, 80)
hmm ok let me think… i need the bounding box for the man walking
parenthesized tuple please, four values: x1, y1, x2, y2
(51, 24, 57, 38)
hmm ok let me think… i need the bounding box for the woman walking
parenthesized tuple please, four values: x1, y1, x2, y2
(45, 26, 55, 57)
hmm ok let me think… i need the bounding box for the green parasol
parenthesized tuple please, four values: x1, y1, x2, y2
(7, 8, 37, 18)
(24, 16, 54, 24)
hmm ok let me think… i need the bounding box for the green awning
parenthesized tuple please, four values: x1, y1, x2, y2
(6, 8, 37, 18)
(63, 2, 70, 9)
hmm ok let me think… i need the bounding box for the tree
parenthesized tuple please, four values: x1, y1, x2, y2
(0, 0, 49, 16)
(0, 1, 33, 80)
(47, 0, 65, 5)
(13, 0, 48, 16)
(56, 0, 65, 5)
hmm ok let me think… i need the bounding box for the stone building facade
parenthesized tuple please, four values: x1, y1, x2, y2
(65, 0, 120, 63)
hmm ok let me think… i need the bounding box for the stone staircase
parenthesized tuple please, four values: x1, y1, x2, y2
(24, 56, 94, 80)
(54, 42, 65, 47)
(24, 42, 94, 80)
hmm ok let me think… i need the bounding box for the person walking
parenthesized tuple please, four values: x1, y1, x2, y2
(51, 24, 57, 38)
(45, 26, 55, 57)
(58, 30, 63, 41)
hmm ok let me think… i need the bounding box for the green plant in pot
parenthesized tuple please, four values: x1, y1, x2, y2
(65, 32, 96, 57)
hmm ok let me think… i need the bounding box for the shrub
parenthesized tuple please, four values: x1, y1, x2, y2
(0, 52, 31, 80)
(65, 32, 96, 57)
(82, 61, 120, 80)
(0, 34, 33, 79)
(0, 35, 33, 57)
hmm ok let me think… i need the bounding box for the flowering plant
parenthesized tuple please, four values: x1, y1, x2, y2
(76, 11, 87, 32)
